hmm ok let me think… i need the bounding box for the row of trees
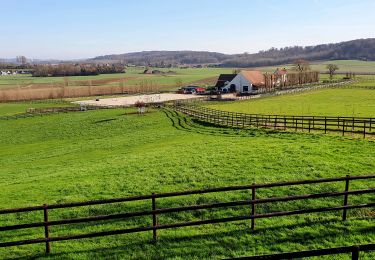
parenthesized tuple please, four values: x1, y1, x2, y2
(293, 59, 340, 80)
(32, 63, 125, 77)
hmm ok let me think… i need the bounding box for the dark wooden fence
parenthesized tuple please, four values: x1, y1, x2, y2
(0, 174, 374, 255)
(230, 243, 375, 260)
(173, 104, 375, 138)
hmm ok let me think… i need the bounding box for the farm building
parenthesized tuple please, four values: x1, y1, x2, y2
(214, 74, 237, 90)
(216, 69, 320, 93)
(217, 71, 265, 93)
(0, 70, 14, 76)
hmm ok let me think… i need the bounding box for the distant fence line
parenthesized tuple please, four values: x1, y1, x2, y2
(173, 104, 375, 138)
(0, 100, 171, 120)
(0, 106, 95, 120)
(0, 174, 374, 255)
(320, 71, 375, 76)
(234, 80, 353, 101)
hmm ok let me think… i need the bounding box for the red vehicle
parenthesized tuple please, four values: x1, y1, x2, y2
(177, 86, 206, 94)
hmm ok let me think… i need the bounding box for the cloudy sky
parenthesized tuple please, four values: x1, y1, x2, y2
(1, 0, 375, 59)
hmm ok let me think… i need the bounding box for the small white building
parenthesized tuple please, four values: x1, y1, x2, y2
(220, 70, 265, 93)
(274, 68, 288, 87)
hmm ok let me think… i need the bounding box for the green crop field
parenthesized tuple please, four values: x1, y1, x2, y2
(207, 88, 375, 117)
(0, 99, 374, 258)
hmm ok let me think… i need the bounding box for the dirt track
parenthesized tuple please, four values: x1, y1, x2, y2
(74, 93, 203, 107)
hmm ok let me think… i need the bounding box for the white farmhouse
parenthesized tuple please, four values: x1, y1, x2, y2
(219, 70, 265, 93)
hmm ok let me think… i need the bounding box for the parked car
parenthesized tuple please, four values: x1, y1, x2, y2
(177, 86, 206, 94)
(194, 87, 206, 94)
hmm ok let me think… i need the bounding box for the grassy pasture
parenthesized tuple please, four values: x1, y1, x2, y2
(207, 88, 375, 117)
(0, 104, 374, 259)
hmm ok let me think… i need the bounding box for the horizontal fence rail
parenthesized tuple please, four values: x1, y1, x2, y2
(233, 80, 353, 101)
(230, 243, 375, 260)
(0, 174, 374, 255)
(173, 103, 375, 138)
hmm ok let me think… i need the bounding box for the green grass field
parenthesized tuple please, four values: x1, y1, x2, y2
(0, 101, 374, 258)
(207, 88, 375, 117)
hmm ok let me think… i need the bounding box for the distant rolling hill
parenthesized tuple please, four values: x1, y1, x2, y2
(91, 38, 375, 67)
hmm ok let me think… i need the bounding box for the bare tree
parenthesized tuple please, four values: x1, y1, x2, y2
(16, 56, 27, 65)
(326, 64, 339, 80)
(293, 59, 311, 72)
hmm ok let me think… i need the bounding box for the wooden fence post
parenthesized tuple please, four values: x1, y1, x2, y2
(351, 246, 359, 260)
(251, 185, 256, 231)
(268, 115, 271, 128)
(263, 115, 266, 128)
(274, 116, 277, 130)
(325, 117, 327, 134)
(363, 121, 366, 138)
(312, 116, 315, 129)
(342, 175, 350, 221)
(152, 193, 157, 243)
(342, 119, 345, 136)
(352, 117, 355, 133)
(43, 204, 51, 254)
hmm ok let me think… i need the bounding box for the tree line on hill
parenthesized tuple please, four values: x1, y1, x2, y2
(92, 51, 228, 67)
(0, 61, 125, 77)
(32, 64, 125, 77)
(90, 38, 375, 67)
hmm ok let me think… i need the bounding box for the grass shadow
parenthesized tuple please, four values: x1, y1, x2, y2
(5, 217, 374, 259)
